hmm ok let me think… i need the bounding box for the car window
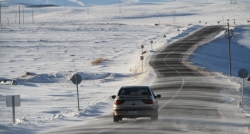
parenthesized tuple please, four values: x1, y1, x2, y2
(118, 87, 151, 96)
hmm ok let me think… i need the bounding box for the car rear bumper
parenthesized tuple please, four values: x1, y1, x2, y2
(113, 107, 156, 118)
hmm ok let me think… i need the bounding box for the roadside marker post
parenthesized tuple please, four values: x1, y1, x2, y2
(6, 95, 21, 124)
(71, 74, 82, 111)
(163, 34, 166, 42)
(140, 45, 145, 72)
(140, 56, 144, 72)
(141, 45, 144, 54)
(238, 68, 248, 107)
(150, 40, 153, 50)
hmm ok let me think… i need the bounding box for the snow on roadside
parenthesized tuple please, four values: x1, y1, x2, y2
(1, 0, 250, 133)
(189, 25, 250, 130)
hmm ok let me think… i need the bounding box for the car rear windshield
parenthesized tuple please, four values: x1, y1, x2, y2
(118, 87, 151, 96)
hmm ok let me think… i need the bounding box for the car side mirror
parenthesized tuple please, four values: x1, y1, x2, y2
(155, 94, 161, 98)
(111, 95, 116, 99)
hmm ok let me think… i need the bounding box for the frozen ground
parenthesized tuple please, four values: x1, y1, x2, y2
(0, 0, 250, 133)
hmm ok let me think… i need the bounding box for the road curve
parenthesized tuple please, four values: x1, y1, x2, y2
(43, 26, 249, 134)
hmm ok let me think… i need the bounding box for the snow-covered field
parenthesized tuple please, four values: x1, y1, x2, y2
(0, 0, 250, 133)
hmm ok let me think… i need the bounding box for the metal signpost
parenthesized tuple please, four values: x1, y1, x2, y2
(71, 74, 82, 111)
(238, 68, 248, 107)
(6, 95, 21, 124)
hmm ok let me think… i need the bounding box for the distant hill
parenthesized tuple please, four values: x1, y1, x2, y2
(0, 0, 83, 7)
(28, 4, 59, 8)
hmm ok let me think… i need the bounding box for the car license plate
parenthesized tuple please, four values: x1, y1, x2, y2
(126, 111, 138, 114)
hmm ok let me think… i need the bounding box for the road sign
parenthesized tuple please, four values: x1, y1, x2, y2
(6, 95, 20, 107)
(71, 74, 82, 85)
(6, 95, 20, 124)
(140, 56, 144, 60)
(70, 74, 82, 111)
(238, 68, 248, 78)
(150, 40, 153, 44)
(141, 45, 144, 49)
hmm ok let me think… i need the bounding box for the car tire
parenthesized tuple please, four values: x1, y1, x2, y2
(118, 117, 122, 121)
(151, 110, 158, 121)
(113, 113, 119, 122)
(155, 110, 158, 121)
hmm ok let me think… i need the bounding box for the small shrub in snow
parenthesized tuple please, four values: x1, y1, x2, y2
(1, 79, 7, 83)
(26, 72, 31, 75)
(11, 80, 18, 85)
(91, 58, 109, 65)
(16, 118, 30, 124)
(141, 50, 147, 55)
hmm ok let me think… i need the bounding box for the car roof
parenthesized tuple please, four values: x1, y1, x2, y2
(121, 86, 150, 88)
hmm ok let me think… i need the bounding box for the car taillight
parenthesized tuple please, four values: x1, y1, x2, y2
(142, 100, 153, 104)
(114, 100, 125, 105)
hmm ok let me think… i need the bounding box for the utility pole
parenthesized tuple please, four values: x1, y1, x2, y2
(227, 23, 232, 76)
(23, 8, 24, 24)
(171, 11, 176, 24)
(87, 6, 89, 15)
(224, 22, 234, 76)
(0, 5, 1, 25)
(32, 10, 34, 24)
(19, 5, 20, 24)
(64, 3, 67, 10)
